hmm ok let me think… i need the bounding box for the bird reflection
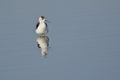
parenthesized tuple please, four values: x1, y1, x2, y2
(36, 36, 49, 57)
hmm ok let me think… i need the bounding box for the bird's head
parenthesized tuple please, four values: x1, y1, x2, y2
(39, 16, 46, 23)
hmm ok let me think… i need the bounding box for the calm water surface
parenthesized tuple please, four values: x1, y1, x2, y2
(0, 0, 120, 80)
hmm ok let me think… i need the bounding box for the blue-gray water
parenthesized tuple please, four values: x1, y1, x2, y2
(0, 0, 120, 80)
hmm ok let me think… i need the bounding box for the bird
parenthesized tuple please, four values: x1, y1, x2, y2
(36, 16, 48, 36)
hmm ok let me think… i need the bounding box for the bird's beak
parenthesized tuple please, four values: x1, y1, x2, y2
(45, 20, 51, 23)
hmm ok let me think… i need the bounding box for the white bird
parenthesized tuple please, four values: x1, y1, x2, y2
(36, 16, 48, 36)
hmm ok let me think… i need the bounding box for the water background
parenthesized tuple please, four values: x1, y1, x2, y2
(0, 0, 120, 80)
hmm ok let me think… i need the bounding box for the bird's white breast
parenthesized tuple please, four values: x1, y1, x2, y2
(36, 23, 46, 34)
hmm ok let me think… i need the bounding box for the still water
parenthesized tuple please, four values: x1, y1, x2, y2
(0, 0, 120, 80)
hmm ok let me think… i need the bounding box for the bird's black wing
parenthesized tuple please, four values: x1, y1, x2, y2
(36, 22, 39, 29)
(45, 23, 47, 27)
(45, 23, 48, 33)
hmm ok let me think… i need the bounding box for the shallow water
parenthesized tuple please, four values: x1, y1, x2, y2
(0, 0, 120, 80)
